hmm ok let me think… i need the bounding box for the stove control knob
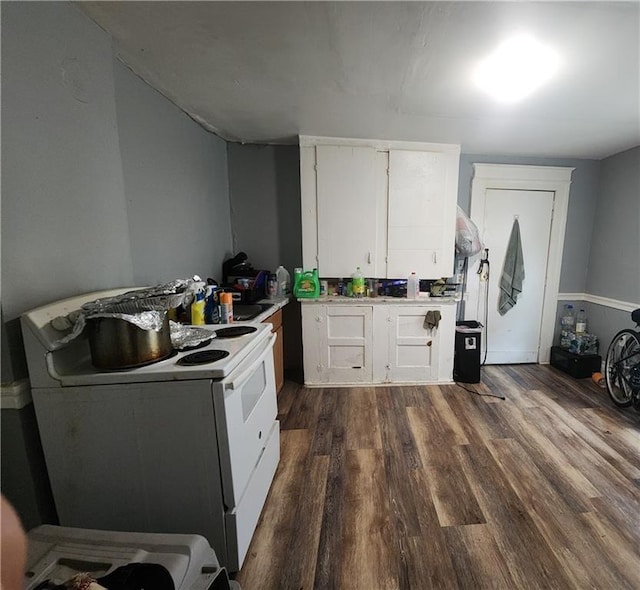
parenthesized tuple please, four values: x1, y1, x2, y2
(67, 310, 82, 324)
(51, 316, 72, 331)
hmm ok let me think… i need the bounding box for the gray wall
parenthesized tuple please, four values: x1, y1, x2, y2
(1, 1, 134, 384)
(584, 146, 640, 350)
(114, 60, 232, 286)
(586, 146, 640, 302)
(1, 2, 232, 383)
(458, 154, 601, 294)
(227, 143, 303, 374)
(1, 1, 232, 529)
(459, 151, 639, 354)
(1, 1, 134, 318)
(227, 143, 302, 276)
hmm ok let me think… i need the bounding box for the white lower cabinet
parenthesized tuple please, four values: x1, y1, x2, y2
(375, 305, 438, 383)
(302, 304, 373, 384)
(301, 302, 455, 385)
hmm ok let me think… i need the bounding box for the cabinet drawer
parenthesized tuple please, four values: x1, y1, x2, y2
(215, 335, 277, 508)
(225, 421, 280, 571)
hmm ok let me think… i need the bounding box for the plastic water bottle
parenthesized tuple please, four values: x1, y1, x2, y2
(407, 272, 419, 299)
(561, 304, 575, 330)
(560, 304, 575, 349)
(267, 274, 278, 299)
(576, 308, 587, 334)
(276, 265, 291, 296)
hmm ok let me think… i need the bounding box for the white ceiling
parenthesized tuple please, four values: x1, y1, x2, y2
(80, 1, 640, 159)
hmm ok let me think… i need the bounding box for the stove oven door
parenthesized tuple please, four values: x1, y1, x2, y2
(212, 332, 280, 571)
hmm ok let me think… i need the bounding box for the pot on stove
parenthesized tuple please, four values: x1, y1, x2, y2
(87, 314, 173, 370)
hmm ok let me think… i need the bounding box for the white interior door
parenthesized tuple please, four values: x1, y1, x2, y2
(477, 189, 554, 363)
(465, 164, 573, 364)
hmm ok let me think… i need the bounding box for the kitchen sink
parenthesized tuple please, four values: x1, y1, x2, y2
(233, 303, 274, 321)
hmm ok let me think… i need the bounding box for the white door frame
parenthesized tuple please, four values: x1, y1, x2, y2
(465, 164, 574, 363)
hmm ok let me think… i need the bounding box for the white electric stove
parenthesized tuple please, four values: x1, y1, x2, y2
(21, 289, 281, 573)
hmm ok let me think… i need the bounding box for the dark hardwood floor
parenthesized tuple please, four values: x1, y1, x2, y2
(235, 365, 640, 590)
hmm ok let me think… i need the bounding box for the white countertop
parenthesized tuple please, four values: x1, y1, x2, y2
(298, 294, 459, 305)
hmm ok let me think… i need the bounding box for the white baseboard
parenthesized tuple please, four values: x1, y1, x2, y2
(557, 293, 639, 313)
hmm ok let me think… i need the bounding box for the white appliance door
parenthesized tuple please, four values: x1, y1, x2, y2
(225, 421, 279, 571)
(212, 332, 279, 571)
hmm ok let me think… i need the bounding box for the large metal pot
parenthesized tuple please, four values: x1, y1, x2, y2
(87, 314, 172, 370)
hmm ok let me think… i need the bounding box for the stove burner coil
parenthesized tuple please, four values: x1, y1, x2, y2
(177, 338, 214, 352)
(214, 326, 258, 338)
(177, 350, 230, 366)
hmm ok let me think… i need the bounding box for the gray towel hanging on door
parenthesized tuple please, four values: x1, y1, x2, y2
(424, 310, 441, 330)
(498, 218, 525, 315)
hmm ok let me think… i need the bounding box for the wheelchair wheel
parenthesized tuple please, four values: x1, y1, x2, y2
(605, 329, 640, 407)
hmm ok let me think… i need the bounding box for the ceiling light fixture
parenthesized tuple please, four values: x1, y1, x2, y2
(474, 34, 560, 103)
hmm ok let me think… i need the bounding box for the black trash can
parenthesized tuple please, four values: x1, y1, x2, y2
(454, 321, 482, 383)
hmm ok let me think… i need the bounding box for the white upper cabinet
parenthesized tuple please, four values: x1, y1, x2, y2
(387, 150, 458, 278)
(315, 145, 386, 277)
(300, 136, 460, 279)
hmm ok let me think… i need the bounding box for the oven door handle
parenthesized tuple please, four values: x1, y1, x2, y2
(227, 332, 276, 390)
(45, 352, 64, 383)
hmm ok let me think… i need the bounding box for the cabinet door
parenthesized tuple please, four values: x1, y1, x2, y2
(376, 305, 438, 383)
(387, 150, 457, 279)
(316, 145, 385, 277)
(301, 305, 324, 385)
(303, 304, 373, 384)
(321, 305, 373, 383)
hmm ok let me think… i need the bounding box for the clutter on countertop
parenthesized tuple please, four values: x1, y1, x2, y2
(52, 277, 203, 346)
(407, 272, 419, 299)
(351, 267, 365, 298)
(221, 252, 272, 304)
(275, 265, 291, 296)
(293, 268, 320, 298)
